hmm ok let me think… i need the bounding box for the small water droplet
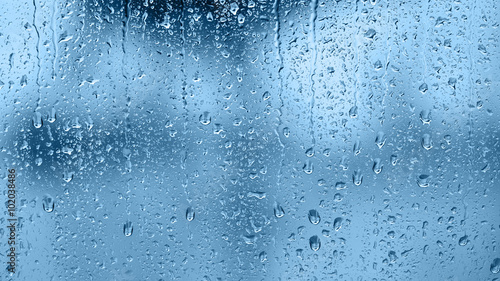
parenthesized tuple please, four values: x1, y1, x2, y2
(123, 221, 133, 237)
(333, 217, 343, 231)
(33, 112, 43, 128)
(305, 148, 314, 157)
(199, 112, 211, 125)
(353, 140, 361, 156)
(309, 235, 321, 251)
(353, 169, 363, 186)
(308, 209, 320, 225)
(419, 83, 428, 94)
(391, 155, 398, 166)
(375, 131, 386, 149)
(349, 106, 358, 118)
(274, 203, 285, 218)
(283, 127, 290, 138)
(303, 160, 313, 174)
(372, 158, 383, 174)
(42, 195, 54, 213)
(458, 235, 468, 246)
(417, 174, 430, 187)
(419, 110, 431, 124)
(186, 207, 195, 222)
(262, 91, 271, 101)
(259, 251, 267, 262)
(421, 134, 433, 150)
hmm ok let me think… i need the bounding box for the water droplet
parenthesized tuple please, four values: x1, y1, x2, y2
(259, 251, 267, 262)
(417, 174, 430, 187)
(63, 171, 74, 183)
(353, 140, 361, 156)
(262, 91, 271, 101)
(349, 106, 358, 118)
(230, 2, 239, 15)
(388, 251, 398, 262)
(421, 134, 433, 150)
(47, 108, 57, 123)
(364, 28, 376, 39)
(186, 207, 195, 222)
(372, 158, 383, 174)
(274, 203, 285, 218)
(353, 169, 363, 186)
(237, 14, 245, 24)
(491, 258, 500, 274)
(391, 155, 398, 166)
(333, 193, 343, 202)
(305, 148, 314, 157)
(458, 235, 468, 246)
(199, 112, 211, 125)
(32, 112, 43, 128)
(309, 235, 321, 251)
(123, 221, 133, 237)
(419, 83, 428, 94)
(419, 110, 431, 124)
(42, 195, 54, 213)
(335, 182, 347, 190)
(303, 160, 313, 174)
(333, 217, 343, 231)
(375, 131, 386, 149)
(308, 209, 320, 225)
(283, 127, 290, 138)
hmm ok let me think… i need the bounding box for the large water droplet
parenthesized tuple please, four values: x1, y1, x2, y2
(421, 134, 433, 150)
(417, 174, 430, 187)
(274, 203, 285, 218)
(33, 112, 43, 128)
(333, 217, 343, 231)
(123, 221, 133, 237)
(303, 160, 313, 174)
(42, 195, 54, 213)
(186, 207, 195, 222)
(353, 169, 363, 186)
(375, 131, 386, 149)
(372, 158, 383, 174)
(353, 140, 361, 156)
(199, 111, 211, 125)
(349, 106, 358, 118)
(419, 110, 431, 124)
(458, 235, 468, 246)
(305, 148, 314, 157)
(491, 258, 500, 274)
(309, 235, 321, 251)
(47, 108, 57, 123)
(308, 209, 320, 225)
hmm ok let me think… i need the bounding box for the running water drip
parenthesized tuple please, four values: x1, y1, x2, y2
(308, 0, 318, 147)
(179, 0, 190, 203)
(33, 0, 42, 110)
(51, 0, 58, 80)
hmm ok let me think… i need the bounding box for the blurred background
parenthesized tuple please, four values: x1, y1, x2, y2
(0, 0, 499, 280)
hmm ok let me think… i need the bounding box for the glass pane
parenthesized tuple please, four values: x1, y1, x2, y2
(1, 0, 499, 280)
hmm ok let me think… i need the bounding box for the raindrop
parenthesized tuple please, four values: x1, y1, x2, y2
(388, 251, 398, 263)
(417, 174, 430, 187)
(274, 203, 285, 218)
(42, 195, 54, 213)
(303, 160, 313, 174)
(230, 2, 239, 15)
(308, 209, 320, 225)
(262, 91, 271, 101)
(335, 182, 347, 190)
(259, 251, 267, 262)
(372, 158, 383, 174)
(419, 110, 431, 124)
(458, 235, 468, 246)
(491, 258, 500, 274)
(391, 155, 398, 166)
(283, 127, 290, 138)
(353, 169, 363, 186)
(353, 140, 361, 156)
(421, 134, 433, 150)
(33, 112, 43, 128)
(123, 221, 133, 237)
(349, 106, 358, 118)
(375, 131, 386, 149)
(419, 83, 428, 94)
(186, 207, 195, 222)
(309, 235, 321, 251)
(333, 217, 343, 231)
(199, 112, 211, 125)
(305, 148, 314, 157)
(47, 108, 56, 123)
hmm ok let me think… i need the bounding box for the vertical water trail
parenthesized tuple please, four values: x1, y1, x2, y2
(272, 0, 285, 201)
(51, 0, 58, 80)
(33, 0, 42, 110)
(179, 0, 190, 203)
(308, 0, 318, 147)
